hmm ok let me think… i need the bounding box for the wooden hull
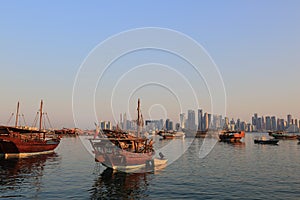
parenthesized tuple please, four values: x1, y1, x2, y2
(271, 134, 297, 140)
(163, 135, 175, 139)
(254, 139, 279, 145)
(96, 151, 153, 170)
(0, 135, 60, 156)
(161, 132, 185, 139)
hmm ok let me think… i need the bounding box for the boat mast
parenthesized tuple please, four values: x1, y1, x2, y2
(137, 98, 141, 137)
(39, 100, 43, 131)
(15, 101, 20, 127)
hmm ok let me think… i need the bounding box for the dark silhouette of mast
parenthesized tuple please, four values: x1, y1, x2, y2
(15, 101, 20, 127)
(137, 98, 141, 137)
(39, 100, 43, 131)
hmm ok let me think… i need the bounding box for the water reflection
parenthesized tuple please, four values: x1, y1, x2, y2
(0, 153, 58, 198)
(90, 168, 152, 199)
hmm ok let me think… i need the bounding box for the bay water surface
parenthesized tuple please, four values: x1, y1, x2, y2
(1, 133, 300, 199)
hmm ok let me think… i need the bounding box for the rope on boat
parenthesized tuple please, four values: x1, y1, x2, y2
(21, 114, 27, 126)
(45, 113, 53, 129)
(6, 113, 14, 124)
(32, 112, 39, 127)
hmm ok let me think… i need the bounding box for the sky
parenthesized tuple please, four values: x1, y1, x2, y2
(0, 1, 300, 128)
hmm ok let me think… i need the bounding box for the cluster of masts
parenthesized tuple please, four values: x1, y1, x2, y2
(6, 100, 52, 130)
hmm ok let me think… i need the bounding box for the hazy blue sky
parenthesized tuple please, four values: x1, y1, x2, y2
(1, 1, 299, 128)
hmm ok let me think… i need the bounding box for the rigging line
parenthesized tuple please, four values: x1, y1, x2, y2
(45, 113, 53, 129)
(32, 112, 39, 127)
(22, 114, 27, 126)
(6, 113, 14, 125)
(18, 114, 22, 127)
(43, 113, 46, 130)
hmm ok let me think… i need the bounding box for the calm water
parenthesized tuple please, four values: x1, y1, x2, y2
(1, 133, 300, 199)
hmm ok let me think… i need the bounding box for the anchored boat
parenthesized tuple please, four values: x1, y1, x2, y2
(0, 100, 60, 158)
(254, 136, 279, 145)
(271, 132, 298, 140)
(90, 99, 166, 170)
(219, 130, 245, 142)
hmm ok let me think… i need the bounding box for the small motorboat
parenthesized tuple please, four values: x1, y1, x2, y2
(254, 136, 279, 145)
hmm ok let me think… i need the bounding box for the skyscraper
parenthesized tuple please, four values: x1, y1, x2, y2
(257, 117, 262, 131)
(187, 110, 196, 131)
(208, 114, 212, 130)
(271, 116, 277, 131)
(203, 112, 209, 131)
(261, 116, 265, 130)
(180, 113, 185, 129)
(266, 116, 271, 131)
(123, 113, 127, 130)
(165, 119, 170, 130)
(287, 114, 292, 126)
(198, 109, 203, 131)
(253, 113, 258, 126)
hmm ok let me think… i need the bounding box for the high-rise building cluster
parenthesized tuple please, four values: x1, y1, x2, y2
(98, 111, 299, 133)
(180, 109, 224, 131)
(249, 113, 299, 132)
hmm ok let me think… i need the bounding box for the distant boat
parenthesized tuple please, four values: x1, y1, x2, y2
(0, 100, 60, 158)
(271, 132, 298, 140)
(195, 130, 208, 138)
(158, 130, 185, 139)
(54, 128, 77, 135)
(90, 99, 166, 170)
(254, 136, 279, 145)
(219, 130, 245, 142)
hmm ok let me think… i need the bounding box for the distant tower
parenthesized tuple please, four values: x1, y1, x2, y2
(266, 116, 271, 131)
(208, 113, 212, 130)
(203, 113, 209, 131)
(180, 113, 185, 129)
(261, 116, 265, 130)
(187, 110, 196, 131)
(253, 113, 258, 126)
(165, 119, 170, 130)
(257, 117, 262, 131)
(271, 116, 277, 131)
(287, 114, 292, 126)
(123, 113, 127, 130)
(198, 109, 203, 131)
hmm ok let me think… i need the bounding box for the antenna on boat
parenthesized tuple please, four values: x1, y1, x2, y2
(15, 101, 20, 127)
(39, 100, 43, 131)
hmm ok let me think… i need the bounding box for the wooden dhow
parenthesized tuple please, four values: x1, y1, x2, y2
(0, 100, 60, 158)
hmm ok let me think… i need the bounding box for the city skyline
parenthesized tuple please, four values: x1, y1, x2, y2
(97, 108, 300, 133)
(1, 1, 300, 128)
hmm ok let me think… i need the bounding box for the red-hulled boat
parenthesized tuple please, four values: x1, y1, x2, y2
(219, 130, 245, 142)
(90, 99, 156, 170)
(0, 100, 60, 158)
(91, 134, 154, 170)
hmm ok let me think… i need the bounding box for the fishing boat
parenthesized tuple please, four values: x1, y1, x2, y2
(271, 132, 298, 140)
(0, 100, 60, 158)
(91, 135, 154, 170)
(90, 99, 162, 170)
(158, 130, 185, 139)
(219, 130, 245, 142)
(195, 130, 207, 138)
(254, 136, 279, 145)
